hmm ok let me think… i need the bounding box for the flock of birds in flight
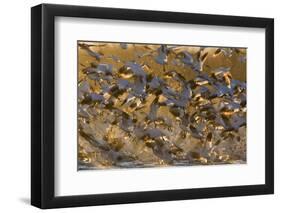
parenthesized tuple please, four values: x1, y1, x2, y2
(78, 42, 247, 169)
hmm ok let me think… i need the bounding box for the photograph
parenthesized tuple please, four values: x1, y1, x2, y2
(77, 41, 247, 170)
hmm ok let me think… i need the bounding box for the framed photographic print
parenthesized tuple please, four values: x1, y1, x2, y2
(31, 3, 274, 209)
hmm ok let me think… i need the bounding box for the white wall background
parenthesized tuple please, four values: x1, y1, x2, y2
(0, 0, 279, 212)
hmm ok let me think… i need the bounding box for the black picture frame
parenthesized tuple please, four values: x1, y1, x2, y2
(31, 3, 274, 209)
